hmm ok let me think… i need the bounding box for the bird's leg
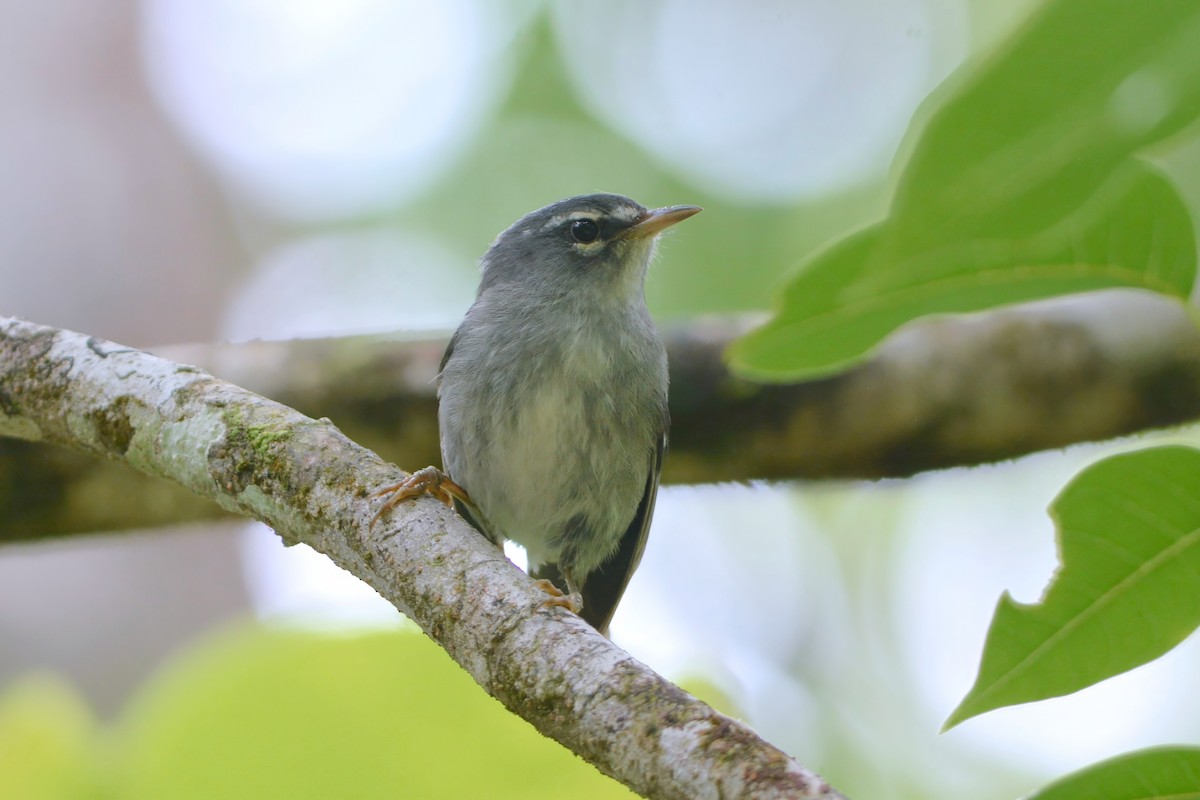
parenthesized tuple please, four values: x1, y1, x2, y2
(532, 579, 580, 613)
(533, 571, 583, 615)
(369, 466, 472, 530)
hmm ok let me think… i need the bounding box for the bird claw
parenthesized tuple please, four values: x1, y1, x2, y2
(370, 466, 471, 530)
(532, 578, 583, 615)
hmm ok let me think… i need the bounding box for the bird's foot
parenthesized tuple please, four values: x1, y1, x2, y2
(532, 579, 582, 615)
(369, 466, 471, 530)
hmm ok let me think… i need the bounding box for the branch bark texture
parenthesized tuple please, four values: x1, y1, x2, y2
(0, 316, 845, 800)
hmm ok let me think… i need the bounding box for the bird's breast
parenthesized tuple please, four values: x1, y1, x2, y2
(438, 307, 665, 570)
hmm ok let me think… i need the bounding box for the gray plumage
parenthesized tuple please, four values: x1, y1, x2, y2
(437, 193, 697, 633)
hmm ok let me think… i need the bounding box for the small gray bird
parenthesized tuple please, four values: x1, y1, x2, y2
(373, 193, 700, 633)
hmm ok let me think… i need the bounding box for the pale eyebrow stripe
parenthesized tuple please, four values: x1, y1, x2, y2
(542, 211, 598, 231)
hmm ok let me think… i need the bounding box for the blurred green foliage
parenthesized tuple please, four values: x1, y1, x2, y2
(117, 627, 634, 799)
(0, 627, 635, 800)
(731, 0, 1200, 380)
(0, 676, 102, 800)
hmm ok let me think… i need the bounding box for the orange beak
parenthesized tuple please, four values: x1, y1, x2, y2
(622, 204, 703, 240)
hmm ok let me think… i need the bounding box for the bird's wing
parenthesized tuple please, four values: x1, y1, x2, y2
(579, 427, 667, 635)
(438, 328, 459, 376)
(437, 328, 495, 538)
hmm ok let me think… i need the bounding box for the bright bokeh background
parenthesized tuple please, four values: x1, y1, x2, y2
(3, 1, 1199, 798)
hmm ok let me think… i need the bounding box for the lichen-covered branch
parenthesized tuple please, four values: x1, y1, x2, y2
(0, 315, 845, 800)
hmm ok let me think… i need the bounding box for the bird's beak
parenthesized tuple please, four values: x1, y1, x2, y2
(622, 204, 703, 240)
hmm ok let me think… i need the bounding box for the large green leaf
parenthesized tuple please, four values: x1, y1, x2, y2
(731, 0, 1200, 381)
(889, 0, 1200, 252)
(945, 446, 1200, 729)
(1024, 746, 1200, 800)
(730, 162, 1195, 380)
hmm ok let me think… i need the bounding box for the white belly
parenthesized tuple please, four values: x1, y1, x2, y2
(470, 378, 648, 569)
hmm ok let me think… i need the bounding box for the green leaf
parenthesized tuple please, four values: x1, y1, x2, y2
(1024, 746, 1200, 800)
(945, 446, 1200, 729)
(730, 0, 1200, 381)
(889, 0, 1200, 253)
(730, 161, 1195, 380)
(115, 625, 634, 800)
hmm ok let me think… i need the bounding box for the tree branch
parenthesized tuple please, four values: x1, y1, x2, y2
(6, 293, 1199, 541)
(0, 315, 845, 800)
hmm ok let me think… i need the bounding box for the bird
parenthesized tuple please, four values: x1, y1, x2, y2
(372, 193, 701, 634)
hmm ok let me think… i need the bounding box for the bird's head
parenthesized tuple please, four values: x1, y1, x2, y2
(478, 193, 701, 304)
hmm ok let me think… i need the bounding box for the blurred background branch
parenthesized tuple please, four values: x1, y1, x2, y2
(4, 292, 1198, 543)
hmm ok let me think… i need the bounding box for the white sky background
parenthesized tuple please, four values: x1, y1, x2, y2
(137, 1, 1200, 797)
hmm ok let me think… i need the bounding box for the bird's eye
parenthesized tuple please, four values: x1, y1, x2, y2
(569, 219, 600, 244)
